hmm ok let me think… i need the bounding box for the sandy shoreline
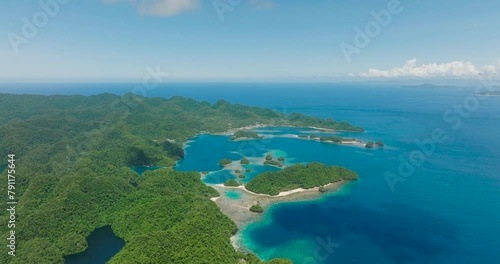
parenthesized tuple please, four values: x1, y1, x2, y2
(190, 124, 370, 149)
(263, 134, 366, 147)
(214, 183, 341, 198)
(209, 181, 351, 252)
(210, 181, 349, 228)
(212, 124, 360, 136)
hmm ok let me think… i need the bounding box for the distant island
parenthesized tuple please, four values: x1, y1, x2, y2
(400, 83, 456, 89)
(476, 90, 500, 96)
(250, 203, 264, 213)
(245, 162, 358, 196)
(365, 141, 384, 148)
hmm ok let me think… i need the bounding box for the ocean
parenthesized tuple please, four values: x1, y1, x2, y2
(3, 83, 499, 263)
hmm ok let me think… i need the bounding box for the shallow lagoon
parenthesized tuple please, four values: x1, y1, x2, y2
(225, 190, 242, 200)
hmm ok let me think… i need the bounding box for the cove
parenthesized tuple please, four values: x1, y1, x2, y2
(64, 226, 125, 264)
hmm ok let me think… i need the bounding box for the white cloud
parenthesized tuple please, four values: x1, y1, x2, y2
(359, 58, 500, 78)
(103, 0, 199, 17)
(481, 60, 500, 75)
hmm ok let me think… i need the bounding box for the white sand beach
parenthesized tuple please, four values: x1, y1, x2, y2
(210, 181, 349, 227)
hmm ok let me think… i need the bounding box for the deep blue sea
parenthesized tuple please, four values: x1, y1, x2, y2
(3, 83, 499, 264)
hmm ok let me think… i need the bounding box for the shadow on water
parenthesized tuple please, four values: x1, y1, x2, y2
(64, 226, 125, 264)
(248, 198, 459, 263)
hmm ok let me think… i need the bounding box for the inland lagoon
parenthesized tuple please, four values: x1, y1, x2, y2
(64, 226, 125, 264)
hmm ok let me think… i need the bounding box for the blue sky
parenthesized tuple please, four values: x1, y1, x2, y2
(1, 0, 500, 82)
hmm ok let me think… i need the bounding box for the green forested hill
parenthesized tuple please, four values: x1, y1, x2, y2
(246, 162, 359, 196)
(0, 93, 361, 263)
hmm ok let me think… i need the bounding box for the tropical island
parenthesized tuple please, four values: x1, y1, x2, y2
(250, 203, 264, 213)
(262, 154, 283, 167)
(245, 162, 358, 196)
(219, 158, 233, 166)
(241, 158, 250, 164)
(231, 130, 262, 140)
(224, 179, 241, 187)
(296, 134, 363, 145)
(365, 141, 384, 148)
(0, 93, 363, 264)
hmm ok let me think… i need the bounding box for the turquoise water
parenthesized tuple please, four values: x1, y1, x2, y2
(0, 164, 6, 174)
(176, 134, 285, 184)
(64, 226, 125, 264)
(8, 83, 500, 264)
(203, 170, 237, 184)
(130, 165, 162, 175)
(176, 135, 250, 172)
(225, 190, 242, 200)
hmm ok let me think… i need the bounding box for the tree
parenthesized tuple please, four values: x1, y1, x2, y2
(240, 158, 250, 164)
(219, 159, 233, 166)
(224, 179, 240, 187)
(265, 154, 273, 161)
(365, 141, 375, 148)
(264, 160, 282, 167)
(231, 130, 261, 140)
(250, 204, 264, 213)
